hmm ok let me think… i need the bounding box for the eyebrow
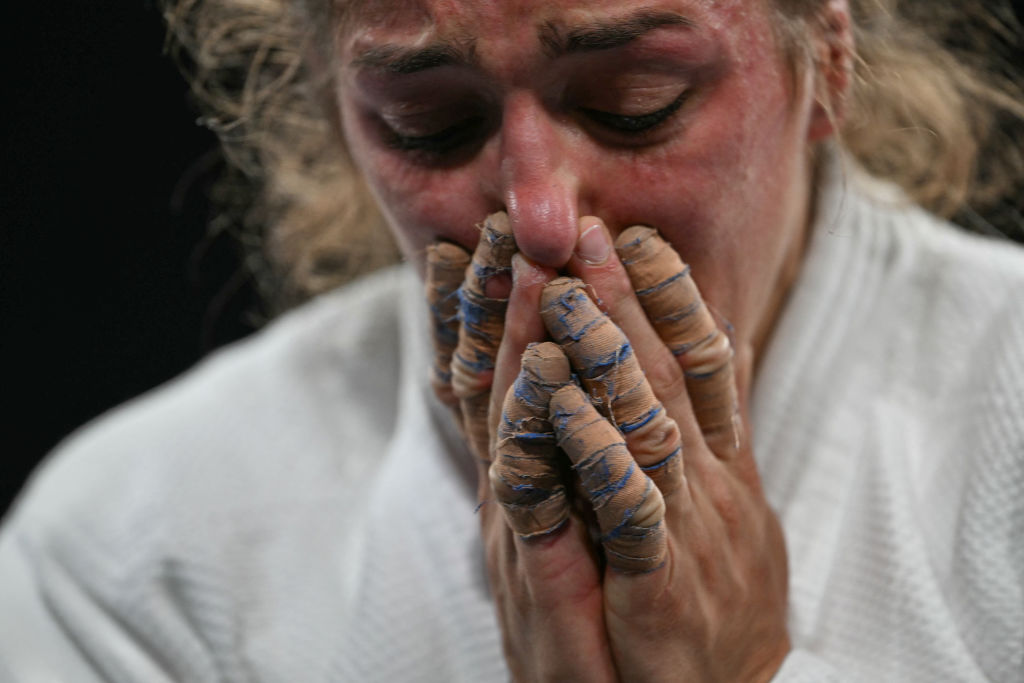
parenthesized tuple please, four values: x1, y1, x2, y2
(540, 9, 695, 57)
(351, 40, 478, 74)
(350, 9, 693, 74)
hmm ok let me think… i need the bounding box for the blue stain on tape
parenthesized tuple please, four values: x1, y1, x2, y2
(545, 289, 591, 341)
(513, 376, 546, 408)
(454, 349, 495, 373)
(619, 405, 662, 433)
(576, 447, 634, 502)
(652, 300, 700, 324)
(514, 431, 555, 444)
(616, 234, 646, 259)
(473, 262, 511, 279)
(669, 330, 717, 356)
(641, 446, 681, 472)
(684, 366, 725, 381)
(634, 266, 690, 296)
(577, 342, 633, 380)
(457, 290, 487, 325)
(601, 481, 657, 543)
(601, 506, 638, 542)
(563, 316, 601, 343)
(430, 310, 459, 345)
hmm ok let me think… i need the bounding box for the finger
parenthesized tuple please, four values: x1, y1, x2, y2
(502, 517, 615, 682)
(425, 241, 472, 410)
(540, 278, 684, 495)
(566, 218, 699, 481)
(451, 212, 517, 462)
(614, 226, 740, 458)
(567, 217, 689, 418)
(550, 384, 667, 574)
(488, 254, 558, 439)
(489, 342, 573, 537)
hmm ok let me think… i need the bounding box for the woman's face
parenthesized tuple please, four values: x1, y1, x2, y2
(336, 0, 824, 347)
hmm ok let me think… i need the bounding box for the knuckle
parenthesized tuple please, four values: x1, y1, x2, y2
(523, 550, 595, 609)
(645, 356, 687, 402)
(681, 329, 733, 375)
(648, 465, 686, 498)
(625, 413, 682, 465)
(588, 266, 639, 315)
(630, 487, 666, 528)
(688, 522, 717, 572)
(707, 478, 745, 535)
(452, 359, 493, 400)
(452, 344, 495, 397)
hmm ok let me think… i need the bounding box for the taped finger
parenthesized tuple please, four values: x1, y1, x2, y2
(451, 212, 517, 461)
(540, 278, 683, 494)
(550, 384, 666, 573)
(490, 342, 573, 538)
(614, 227, 739, 456)
(425, 241, 472, 409)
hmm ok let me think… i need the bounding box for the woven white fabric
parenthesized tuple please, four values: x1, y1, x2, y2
(2, 164, 1022, 681)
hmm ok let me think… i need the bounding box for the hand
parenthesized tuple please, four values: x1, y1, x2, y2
(426, 216, 790, 682)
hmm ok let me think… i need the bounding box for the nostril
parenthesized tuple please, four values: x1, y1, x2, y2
(524, 242, 575, 270)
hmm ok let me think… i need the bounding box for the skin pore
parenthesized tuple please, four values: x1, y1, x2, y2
(336, 0, 824, 365)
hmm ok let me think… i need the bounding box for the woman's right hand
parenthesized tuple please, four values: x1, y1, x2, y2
(427, 213, 615, 678)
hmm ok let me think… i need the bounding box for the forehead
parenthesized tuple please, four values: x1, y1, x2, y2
(340, 0, 760, 52)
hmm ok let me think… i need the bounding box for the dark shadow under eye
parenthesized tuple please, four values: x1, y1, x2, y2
(581, 92, 688, 133)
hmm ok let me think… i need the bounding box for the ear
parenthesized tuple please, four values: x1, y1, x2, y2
(808, 0, 854, 141)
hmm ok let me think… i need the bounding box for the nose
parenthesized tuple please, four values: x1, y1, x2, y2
(493, 94, 580, 268)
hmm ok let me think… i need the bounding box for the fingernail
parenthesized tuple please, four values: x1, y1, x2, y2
(576, 221, 609, 265)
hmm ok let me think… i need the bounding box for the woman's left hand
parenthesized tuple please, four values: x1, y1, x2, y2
(427, 215, 791, 681)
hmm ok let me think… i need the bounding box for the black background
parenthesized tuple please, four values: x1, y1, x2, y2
(3, 1, 257, 515)
(3, 2, 1023, 516)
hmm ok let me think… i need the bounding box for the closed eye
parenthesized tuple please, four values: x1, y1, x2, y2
(581, 92, 688, 133)
(381, 90, 688, 156)
(384, 115, 487, 154)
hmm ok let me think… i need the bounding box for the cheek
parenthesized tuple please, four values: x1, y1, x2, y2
(587, 59, 807, 318)
(595, 94, 798, 254)
(341, 104, 492, 263)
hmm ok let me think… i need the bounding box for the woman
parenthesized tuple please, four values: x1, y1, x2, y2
(1, 0, 1021, 680)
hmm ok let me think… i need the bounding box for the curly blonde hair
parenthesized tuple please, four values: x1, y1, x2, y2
(163, 0, 1024, 309)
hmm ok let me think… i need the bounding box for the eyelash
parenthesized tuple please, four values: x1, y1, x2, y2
(385, 115, 486, 153)
(580, 92, 688, 134)
(384, 92, 688, 156)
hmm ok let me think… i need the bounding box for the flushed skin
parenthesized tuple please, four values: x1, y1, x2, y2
(338, 0, 841, 355)
(336, 0, 851, 678)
